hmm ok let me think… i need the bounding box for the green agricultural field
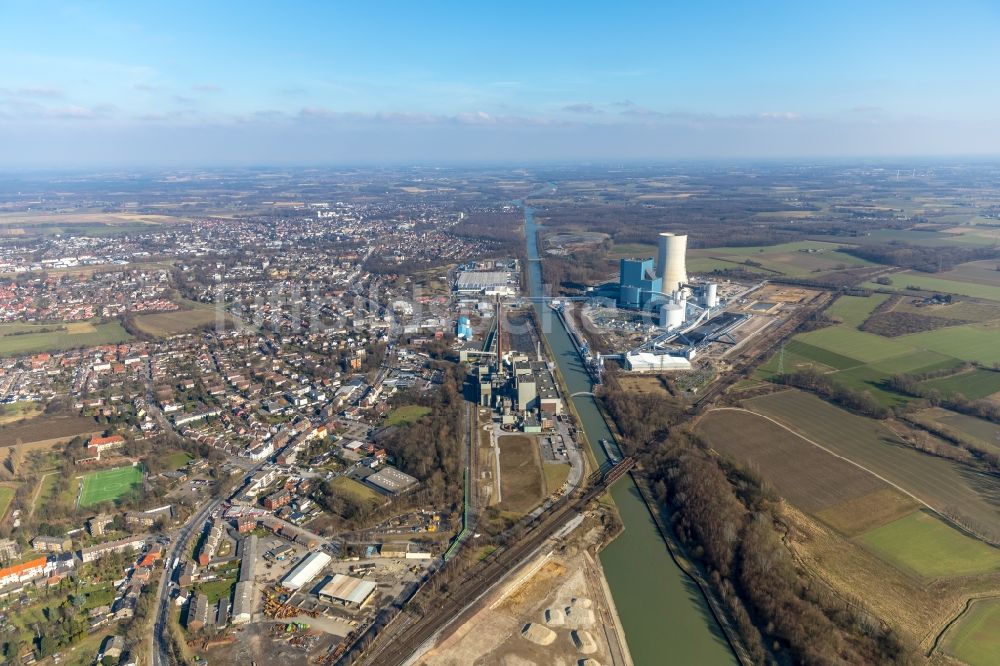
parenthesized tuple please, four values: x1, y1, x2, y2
(781, 338, 864, 370)
(690, 241, 875, 277)
(687, 256, 768, 274)
(864, 273, 1000, 301)
(79, 465, 143, 507)
(920, 368, 1000, 399)
(941, 260, 1000, 287)
(133, 300, 226, 337)
(826, 365, 911, 407)
(385, 404, 432, 426)
(608, 242, 657, 259)
(797, 326, 912, 363)
(0, 485, 14, 519)
(826, 293, 889, 327)
(0, 321, 130, 357)
(859, 510, 1000, 578)
(868, 350, 962, 376)
(839, 228, 997, 247)
(939, 412, 1000, 447)
(942, 598, 1000, 666)
(754, 338, 861, 380)
(902, 323, 1000, 365)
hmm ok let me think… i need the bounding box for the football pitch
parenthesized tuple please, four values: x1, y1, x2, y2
(79, 465, 143, 507)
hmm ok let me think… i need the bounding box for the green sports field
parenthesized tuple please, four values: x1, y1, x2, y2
(943, 598, 1000, 666)
(79, 465, 143, 507)
(859, 510, 1000, 579)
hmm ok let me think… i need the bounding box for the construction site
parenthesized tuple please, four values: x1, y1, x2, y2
(417, 506, 631, 666)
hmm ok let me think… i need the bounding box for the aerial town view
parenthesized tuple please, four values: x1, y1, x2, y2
(2, 2, 1000, 666)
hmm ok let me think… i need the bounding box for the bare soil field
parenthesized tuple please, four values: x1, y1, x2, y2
(497, 435, 544, 514)
(745, 390, 1000, 537)
(698, 408, 887, 516)
(616, 375, 671, 398)
(0, 415, 100, 447)
(814, 488, 919, 537)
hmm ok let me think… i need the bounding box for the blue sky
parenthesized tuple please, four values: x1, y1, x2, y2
(2, 1, 999, 166)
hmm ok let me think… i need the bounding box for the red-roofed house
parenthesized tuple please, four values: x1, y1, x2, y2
(0, 557, 46, 587)
(87, 434, 125, 456)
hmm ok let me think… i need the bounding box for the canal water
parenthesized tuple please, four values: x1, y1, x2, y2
(523, 203, 736, 665)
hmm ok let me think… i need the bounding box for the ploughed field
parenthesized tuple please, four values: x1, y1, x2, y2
(744, 390, 1000, 536)
(698, 397, 1000, 579)
(698, 398, 1000, 657)
(497, 435, 545, 514)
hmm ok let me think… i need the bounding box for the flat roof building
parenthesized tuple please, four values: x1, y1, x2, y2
(365, 466, 418, 495)
(455, 271, 515, 296)
(280, 551, 331, 591)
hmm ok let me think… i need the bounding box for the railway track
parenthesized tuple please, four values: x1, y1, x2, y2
(357, 459, 635, 666)
(694, 291, 835, 407)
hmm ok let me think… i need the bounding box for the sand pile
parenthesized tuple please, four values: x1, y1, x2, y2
(521, 623, 557, 646)
(564, 605, 595, 627)
(579, 660, 603, 666)
(544, 607, 566, 626)
(571, 630, 597, 654)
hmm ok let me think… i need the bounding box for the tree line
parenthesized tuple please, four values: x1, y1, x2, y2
(841, 242, 1000, 273)
(776, 368, 891, 419)
(600, 378, 909, 664)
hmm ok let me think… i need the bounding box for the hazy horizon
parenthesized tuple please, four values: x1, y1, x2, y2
(3, 1, 999, 167)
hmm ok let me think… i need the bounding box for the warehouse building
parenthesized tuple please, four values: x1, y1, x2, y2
(623, 352, 692, 372)
(454, 270, 516, 296)
(280, 551, 332, 591)
(318, 573, 377, 608)
(231, 581, 254, 624)
(365, 466, 418, 495)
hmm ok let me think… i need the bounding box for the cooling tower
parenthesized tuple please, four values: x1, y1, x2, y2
(657, 232, 688, 293)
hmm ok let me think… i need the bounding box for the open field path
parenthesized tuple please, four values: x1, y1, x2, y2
(706, 406, 996, 542)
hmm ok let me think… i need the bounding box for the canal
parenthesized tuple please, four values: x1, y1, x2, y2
(523, 202, 736, 665)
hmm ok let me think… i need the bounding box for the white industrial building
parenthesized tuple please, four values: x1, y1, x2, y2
(623, 352, 692, 372)
(455, 270, 516, 296)
(281, 551, 332, 591)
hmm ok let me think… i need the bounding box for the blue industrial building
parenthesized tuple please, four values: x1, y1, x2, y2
(456, 316, 473, 339)
(618, 258, 663, 307)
